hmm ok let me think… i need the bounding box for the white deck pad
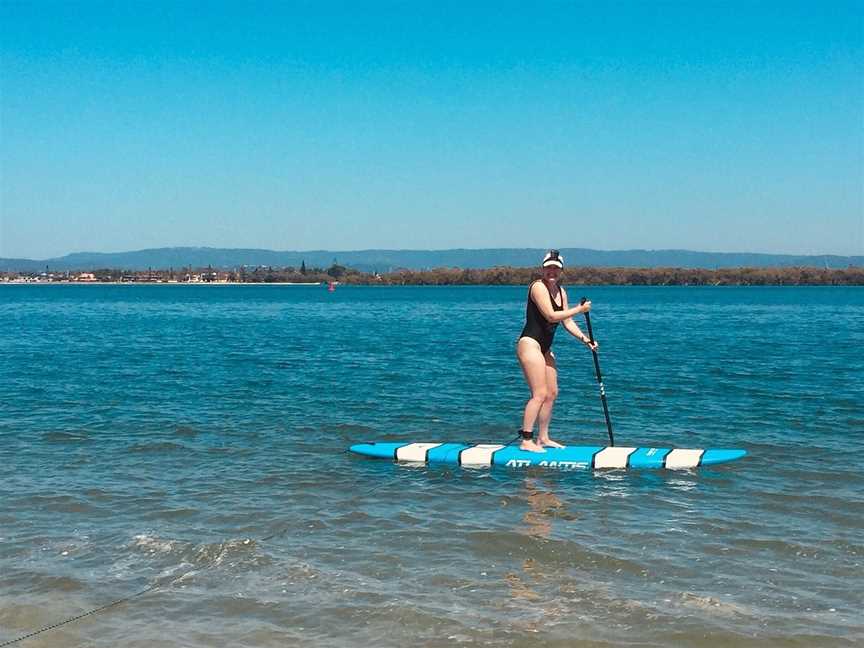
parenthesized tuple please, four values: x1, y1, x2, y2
(395, 443, 442, 462)
(593, 447, 637, 469)
(664, 448, 704, 469)
(460, 444, 505, 466)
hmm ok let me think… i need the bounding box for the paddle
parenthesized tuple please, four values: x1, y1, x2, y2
(580, 297, 615, 446)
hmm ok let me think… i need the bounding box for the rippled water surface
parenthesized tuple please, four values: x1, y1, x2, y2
(1, 285, 862, 647)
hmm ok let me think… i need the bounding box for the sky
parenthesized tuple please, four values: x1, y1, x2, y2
(1, 1, 862, 259)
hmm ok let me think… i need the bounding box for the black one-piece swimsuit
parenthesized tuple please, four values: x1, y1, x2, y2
(519, 280, 564, 354)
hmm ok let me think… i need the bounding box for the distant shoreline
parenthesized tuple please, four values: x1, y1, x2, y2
(3, 263, 863, 286)
(4, 246, 862, 274)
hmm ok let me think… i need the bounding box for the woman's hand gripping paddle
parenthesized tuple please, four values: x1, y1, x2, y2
(580, 297, 615, 447)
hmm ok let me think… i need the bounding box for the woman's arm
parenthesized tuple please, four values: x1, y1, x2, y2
(530, 282, 588, 323)
(560, 287, 598, 349)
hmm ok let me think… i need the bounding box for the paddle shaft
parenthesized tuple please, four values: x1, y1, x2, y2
(580, 297, 615, 446)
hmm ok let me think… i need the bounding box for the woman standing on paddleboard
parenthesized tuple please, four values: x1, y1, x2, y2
(517, 250, 598, 452)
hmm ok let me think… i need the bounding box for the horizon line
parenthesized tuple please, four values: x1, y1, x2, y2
(3, 245, 862, 262)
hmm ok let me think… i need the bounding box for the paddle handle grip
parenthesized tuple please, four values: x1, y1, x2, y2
(580, 296, 596, 343)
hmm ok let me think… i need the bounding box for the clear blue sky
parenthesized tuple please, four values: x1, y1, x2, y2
(1, 1, 862, 259)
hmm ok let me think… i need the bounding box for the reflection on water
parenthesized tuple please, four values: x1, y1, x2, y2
(520, 477, 568, 539)
(505, 477, 570, 629)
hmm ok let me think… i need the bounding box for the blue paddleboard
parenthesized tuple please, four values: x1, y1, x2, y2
(349, 442, 746, 470)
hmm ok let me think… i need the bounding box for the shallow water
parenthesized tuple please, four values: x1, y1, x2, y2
(1, 284, 862, 647)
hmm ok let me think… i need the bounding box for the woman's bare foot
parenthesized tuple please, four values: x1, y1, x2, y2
(519, 439, 546, 453)
(537, 437, 565, 448)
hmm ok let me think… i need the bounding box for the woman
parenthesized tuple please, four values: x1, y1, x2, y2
(517, 250, 598, 452)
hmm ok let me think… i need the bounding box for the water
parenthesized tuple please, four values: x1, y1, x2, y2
(1, 284, 862, 647)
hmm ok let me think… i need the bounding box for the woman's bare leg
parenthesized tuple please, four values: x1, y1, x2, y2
(536, 352, 564, 448)
(516, 337, 548, 452)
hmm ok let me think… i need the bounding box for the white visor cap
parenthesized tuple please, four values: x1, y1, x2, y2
(541, 250, 564, 269)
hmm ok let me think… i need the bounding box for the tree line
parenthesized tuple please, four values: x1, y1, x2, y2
(6, 264, 861, 285)
(341, 265, 864, 286)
